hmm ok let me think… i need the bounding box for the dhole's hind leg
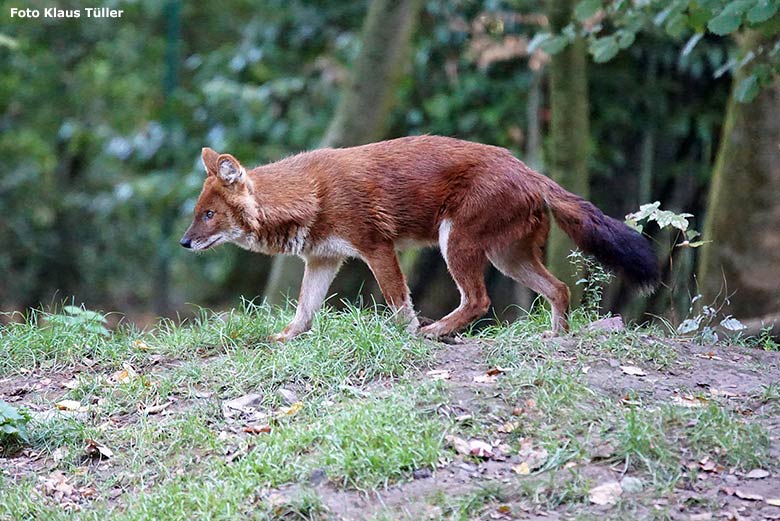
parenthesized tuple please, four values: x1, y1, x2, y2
(420, 223, 490, 338)
(362, 244, 419, 331)
(488, 238, 571, 336)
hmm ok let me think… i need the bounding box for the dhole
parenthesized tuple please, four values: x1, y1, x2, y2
(180, 135, 658, 341)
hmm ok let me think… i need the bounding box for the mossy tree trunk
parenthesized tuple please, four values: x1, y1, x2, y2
(544, 0, 590, 306)
(697, 31, 780, 319)
(263, 0, 422, 306)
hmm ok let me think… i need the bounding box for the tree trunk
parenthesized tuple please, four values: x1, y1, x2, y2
(544, 0, 590, 305)
(264, 0, 422, 306)
(697, 31, 780, 318)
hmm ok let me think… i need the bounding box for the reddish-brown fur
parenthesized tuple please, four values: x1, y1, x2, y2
(181, 135, 658, 340)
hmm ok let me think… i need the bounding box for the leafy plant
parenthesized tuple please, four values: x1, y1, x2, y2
(46, 305, 110, 337)
(0, 400, 31, 449)
(530, 0, 780, 102)
(676, 294, 746, 343)
(625, 201, 705, 249)
(568, 249, 614, 317)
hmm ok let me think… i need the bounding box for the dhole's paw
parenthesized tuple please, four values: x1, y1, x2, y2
(541, 330, 558, 340)
(269, 331, 297, 343)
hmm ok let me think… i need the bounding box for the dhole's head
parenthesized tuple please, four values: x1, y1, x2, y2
(180, 147, 253, 251)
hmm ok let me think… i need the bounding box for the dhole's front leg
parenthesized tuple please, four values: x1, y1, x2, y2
(270, 256, 343, 342)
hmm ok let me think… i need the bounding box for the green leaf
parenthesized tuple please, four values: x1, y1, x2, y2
(720, 316, 746, 331)
(63, 305, 83, 315)
(708, 13, 741, 35)
(589, 35, 620, 63)
(616, 30, 636, 49)
(542, 35, 570, 54)
(665, 12, 688, 38)
(707, 1, 753, 35)
(734, 73, 760, 103)
(528, 33, 569, 54)
(574, 0, 602, 22)
(747, 0, 778, 23)
(677, 318, 701, 334)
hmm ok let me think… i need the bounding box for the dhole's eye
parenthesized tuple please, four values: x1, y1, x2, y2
(204, 210, 214, 221)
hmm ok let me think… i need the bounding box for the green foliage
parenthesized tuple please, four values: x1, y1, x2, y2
(534, 0, 780, 101)
(45, 305, 110, 337)
(626, 201, 706, 248)
(567, 250, 614, 316)
(0, 400, 31, 447)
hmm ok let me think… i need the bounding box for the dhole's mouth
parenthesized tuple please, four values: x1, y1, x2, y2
(193, 236, 222, 251)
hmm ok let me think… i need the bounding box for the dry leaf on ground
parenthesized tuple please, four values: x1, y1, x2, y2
(589, 481, 623, 505)
(55, 400, 87, 413)
(426, 369, 451, 381)
(620, 365, 647, 377)
(745, 469, 770, 479)
(735, 489, 764, 501)
(84, 439, 113, 460)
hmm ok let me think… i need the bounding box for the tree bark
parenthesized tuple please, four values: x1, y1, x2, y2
(263, 0, 422, 306)
(544, 0, 590, 304)
(697, 31, 780, 318)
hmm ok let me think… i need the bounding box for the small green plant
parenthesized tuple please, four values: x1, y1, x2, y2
(0, 400, 31, 450)
(46, 305, 110, 337)
(568, 249, 613, 317)
(676, 294, 746, 343)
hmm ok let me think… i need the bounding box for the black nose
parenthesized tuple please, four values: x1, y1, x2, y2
(179, 237, 192, 249)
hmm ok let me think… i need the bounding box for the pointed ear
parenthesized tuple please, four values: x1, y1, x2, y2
(216, 154, 245, 185)
(201, 147, 219, 175)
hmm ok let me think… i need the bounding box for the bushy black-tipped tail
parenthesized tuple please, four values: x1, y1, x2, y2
(545, 183, 660, 291)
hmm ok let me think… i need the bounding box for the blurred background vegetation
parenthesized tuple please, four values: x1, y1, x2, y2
(1, 0, 778, 332)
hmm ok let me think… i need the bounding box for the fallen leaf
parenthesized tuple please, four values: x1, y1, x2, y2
(469, 439, 494, 458)
(83, 439, 113, 460)
(55, 400, 86, 412)
(517, 445, 548, 471)
(222, 393, 263, 418)
(620, 365, 647, 377)
(745, 469, 770, 479)
(672, 393, 707, 408)
(581, 366, 590, 374)
(735, 489, 764, 501)
(277, 388, 299, 405)
(695, 352, 722, 361)
(278, 401, 303, 416)
(445, 435, 471, 456)
(473, 374, 498, 384)
(61, 379, 79, 390)
(512, 462, 531, 475)
(589, 481, 622, 505)
(426, 369, 451, 381)
(498, 421, 519, 433)
(132, 339, 150, 351)
(243, 424, 272, 434)
(486, 367, 510, 377)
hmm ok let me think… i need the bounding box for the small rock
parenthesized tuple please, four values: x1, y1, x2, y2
(589, 481, 622, 506)
(412, 468, 432, 480)
(587, 316, 625, 333)
(620, 476, 644, 494)
(277, 388, 299, 405)
(308, 468, 327, 486)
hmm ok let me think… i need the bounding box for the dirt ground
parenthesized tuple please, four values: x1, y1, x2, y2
(2, 332, 780, 520)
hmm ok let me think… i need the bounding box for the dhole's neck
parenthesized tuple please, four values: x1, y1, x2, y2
(236, 165, 319, 255)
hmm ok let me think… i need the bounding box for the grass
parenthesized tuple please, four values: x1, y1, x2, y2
(1, 299, 778, 520)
